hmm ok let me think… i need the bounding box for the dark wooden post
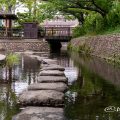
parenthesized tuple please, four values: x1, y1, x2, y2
(68, 27, 70, 36)
(52, 27, 54, 36)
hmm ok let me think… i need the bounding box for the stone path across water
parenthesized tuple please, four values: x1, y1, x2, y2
(13, 57, 68, 120)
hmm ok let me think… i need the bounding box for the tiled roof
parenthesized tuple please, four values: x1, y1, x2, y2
(42, 19, 79, 27)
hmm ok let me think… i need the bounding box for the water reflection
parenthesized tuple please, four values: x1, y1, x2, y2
(0, 84, 19, 120)
(0, 50, 120, 120)
(0, 55, 40, 120)
(65, 52, 120, 120)
(49, 51, 78, 85)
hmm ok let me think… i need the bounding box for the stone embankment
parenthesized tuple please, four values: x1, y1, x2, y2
(0, 40, 49, 52)
(70, 34, 120, 59)
(13, 54, 68, 120)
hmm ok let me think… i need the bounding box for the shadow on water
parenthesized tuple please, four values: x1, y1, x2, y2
(64, 52, 120, 120)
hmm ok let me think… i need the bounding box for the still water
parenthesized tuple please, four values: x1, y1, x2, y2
(0, 51, 120, 120)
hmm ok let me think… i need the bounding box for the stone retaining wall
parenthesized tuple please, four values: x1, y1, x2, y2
(70, 34, 120, 58)
(0, 40, 49, 52)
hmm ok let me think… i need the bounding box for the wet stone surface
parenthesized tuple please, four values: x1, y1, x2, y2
(28, 83, 68, 92)
(41, 64, 65, 71)
(19, 90, 64, 107)
(42, 59, 57, 64)
(37, 76, 68, 83)
(13, 107, 65, 120)
(39, 70, 65, 76)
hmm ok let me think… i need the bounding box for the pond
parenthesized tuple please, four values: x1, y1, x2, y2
(0, 50, 120, 120)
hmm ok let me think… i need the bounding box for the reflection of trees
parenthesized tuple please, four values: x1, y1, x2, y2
(0, 84, 19, 120)
(65, 55, 120, 120)
(23, 56, 40, 84)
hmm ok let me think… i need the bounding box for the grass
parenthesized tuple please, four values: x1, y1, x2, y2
(100, 25, 120, 35)
(74, 25, 120, 37)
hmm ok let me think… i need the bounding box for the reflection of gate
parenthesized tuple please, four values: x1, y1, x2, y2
(24, 23, 38, 39)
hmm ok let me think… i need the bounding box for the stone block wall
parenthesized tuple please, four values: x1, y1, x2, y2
(0, 40, 49, 52)
(71, 34, 120, 58)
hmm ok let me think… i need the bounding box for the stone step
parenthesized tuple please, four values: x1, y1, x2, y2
(39, 70, 65, 76)
(38, 76, 68, 83)
(41, 64, 65, 71)
(28, 83, 68, 92)
(42, 59, 57, 64)
(0, 54, 6, 61)
(19, 90, 64, 107)
(12, 107, 65, 120)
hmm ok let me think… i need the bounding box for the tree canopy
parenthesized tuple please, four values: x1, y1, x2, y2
(43, 0, 120, 36)
(0, 0, 119, 36)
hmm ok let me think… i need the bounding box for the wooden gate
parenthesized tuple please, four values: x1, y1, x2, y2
(24, 22, 38, 39)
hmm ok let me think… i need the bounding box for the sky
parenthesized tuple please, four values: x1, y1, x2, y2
(15, 4, 28, 14)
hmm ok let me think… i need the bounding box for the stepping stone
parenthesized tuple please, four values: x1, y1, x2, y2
(12, 107, 65, 120)
(39, 70, 65, 76)
(37, 56, 48, 62)
(28, 83, 68, 92)
(23, 50, 34, 55)
(19, 90, 64, 107)
(42, 59, 57, 64)
(41, 65, 65, 71)
(0, 54, 6, 61)
(38, 76, 68, 83)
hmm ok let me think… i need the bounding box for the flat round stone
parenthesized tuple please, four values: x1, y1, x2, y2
(42, 59, 57, 64)
(38, 76, 68, 83)
(28, 83, 68, 92)
(12, 107, 64, 120)
(39, 70, 65, 76)
(41, 65, 65, 71)
(19, 90, 64, 107)
(0, 54, 6, 61)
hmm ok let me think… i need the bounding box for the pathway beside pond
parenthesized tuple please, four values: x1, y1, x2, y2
(13, 55, 68, 120)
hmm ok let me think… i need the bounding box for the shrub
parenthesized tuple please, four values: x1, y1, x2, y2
(107, 1, 120, 27)
(78, 43, 92, 55)
(84, 12, 104, 34)
(72, 25, 86, 38)
(6, 53, 20, 68)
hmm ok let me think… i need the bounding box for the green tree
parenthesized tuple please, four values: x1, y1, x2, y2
(0, 0, 18, 13)
(44, 0, 113, 24)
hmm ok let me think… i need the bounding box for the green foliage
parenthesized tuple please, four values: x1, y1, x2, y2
(68, 42, 92, 55)
(73, 26, 86, 38)
(78, 43, 92, 55)
(84, 13, 104, 34)
(6, 53, 20, 68)
(0, 0, 17, 13)
(46, 0, 120, 37)
(107, 1, 120, 27)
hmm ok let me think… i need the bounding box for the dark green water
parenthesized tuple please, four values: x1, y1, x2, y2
(64, 52, 120, 120)
(0, 51, 120, 120)
(0, 55, 40, 120)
